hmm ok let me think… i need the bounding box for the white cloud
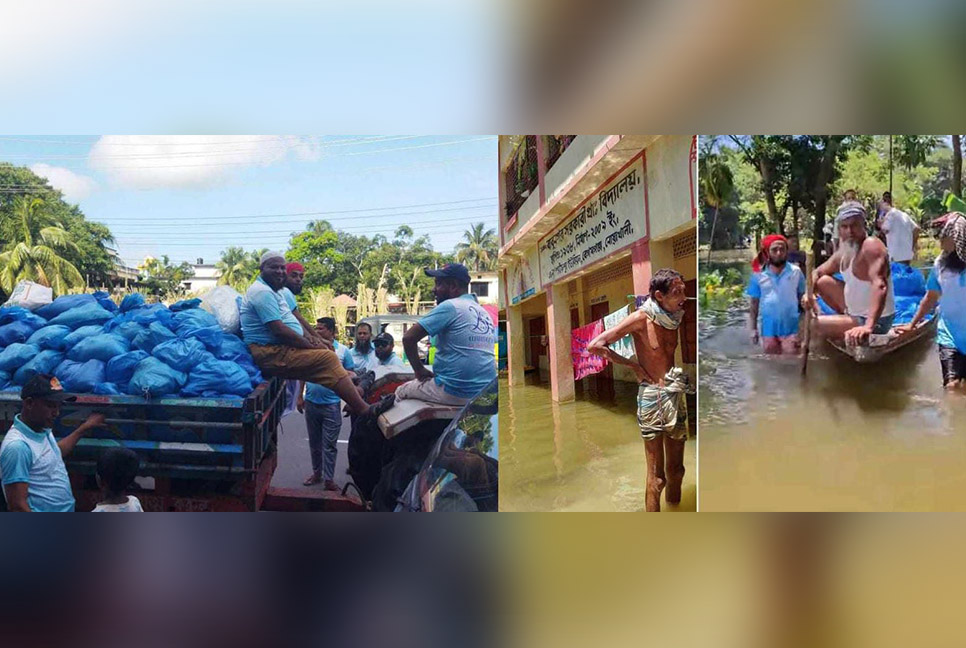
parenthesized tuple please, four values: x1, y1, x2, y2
(88, 135, 322, 189)
(28, 163, 97, 202)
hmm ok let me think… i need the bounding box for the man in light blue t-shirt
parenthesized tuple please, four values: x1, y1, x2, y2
(373, 333, 405, 367)
(348, 321, 378, 373)
(399, 263, 496, 405)
(0, 375, 105, 512)
(279, 261, 322, 417)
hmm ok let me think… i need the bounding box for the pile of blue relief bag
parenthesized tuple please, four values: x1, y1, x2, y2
(0, 292, 261, 399)
(815, 262, 932, 325)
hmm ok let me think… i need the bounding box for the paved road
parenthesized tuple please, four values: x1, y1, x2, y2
(271, 405, 354, 492)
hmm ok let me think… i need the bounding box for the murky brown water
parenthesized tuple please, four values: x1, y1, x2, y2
(700, 263, 966, 511)
(499, 376, 696, 512)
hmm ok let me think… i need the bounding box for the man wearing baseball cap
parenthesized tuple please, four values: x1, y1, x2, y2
(399, 263, 497, 405)
(373, 332, 405, 367)
(0, 375, 105, 512)
(239, 251, 371, 417)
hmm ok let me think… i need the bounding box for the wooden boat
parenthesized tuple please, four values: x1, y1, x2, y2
(828, 314, 938, 363)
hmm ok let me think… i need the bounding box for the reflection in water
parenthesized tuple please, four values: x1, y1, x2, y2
(701, 262, 966, 511)
(499, 377, 696, 512)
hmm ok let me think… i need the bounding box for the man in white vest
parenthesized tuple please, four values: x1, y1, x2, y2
(0, 375, 105, 512)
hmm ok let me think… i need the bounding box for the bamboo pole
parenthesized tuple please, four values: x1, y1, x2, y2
(801, 251, 815, 376)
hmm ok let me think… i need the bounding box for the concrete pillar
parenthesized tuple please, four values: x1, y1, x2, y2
(507, 303, 525, 387)
(547, 282, 575, 402)
(631, 238, 652, 296)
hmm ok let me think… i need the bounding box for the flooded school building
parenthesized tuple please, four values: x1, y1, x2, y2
(497, 135, 698, 511)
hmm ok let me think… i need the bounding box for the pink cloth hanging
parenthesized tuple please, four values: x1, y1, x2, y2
(571, 319, 606, 380)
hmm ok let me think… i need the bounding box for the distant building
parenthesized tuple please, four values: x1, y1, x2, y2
(468, 270, 499, 305)
(181, 258, 221, 294)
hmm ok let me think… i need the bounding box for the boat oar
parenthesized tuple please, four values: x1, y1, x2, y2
(801, 251, 814, 376)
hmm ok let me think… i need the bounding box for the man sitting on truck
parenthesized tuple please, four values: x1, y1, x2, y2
(399, 263, 497, 406)
(0, 375, 106, 512)
(279, 261, 322, 417)
(373, 332, 405, 367)
(240, 251, 371, 417)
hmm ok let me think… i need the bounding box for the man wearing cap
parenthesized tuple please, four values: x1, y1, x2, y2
(373, 332, 405, 367)
(747, 234, 807, 354)
(240, 251, 371, 417)
(0, 375, 105, 512)
(809, 201, 896, 346)
(399, 263, 497, 405)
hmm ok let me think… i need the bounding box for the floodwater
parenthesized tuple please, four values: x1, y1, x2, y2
(499, 376, 697, 512)
(700, 262, 966, 511)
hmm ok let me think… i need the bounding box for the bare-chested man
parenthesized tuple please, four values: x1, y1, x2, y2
(809, 201, 896, 346)
(587, 268, 690, 512)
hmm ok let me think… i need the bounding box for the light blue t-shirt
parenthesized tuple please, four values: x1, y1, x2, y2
(746, 264, 806, 338)
(305, 341, 355, 405)
(349, 346, 377, 374)
(0, 415, 75, 512)
(376, 351, 405, 367)
(240, 276, 304, 345)
(280, 287, 298, 312)
(927, 263, 966, 353)
(419, 293, 497, 398)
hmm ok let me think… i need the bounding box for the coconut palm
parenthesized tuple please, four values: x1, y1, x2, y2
(0, 196, 85, 295)
(216, 246, 251, 289)
(455, 223, 498, 271)
(700, 142, 735, 264)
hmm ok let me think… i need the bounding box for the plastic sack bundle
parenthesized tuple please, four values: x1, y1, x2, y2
(54, 358, 105, 393)
(105, 350, 150, 387)
(170, 298, 202, 312)
(182, 357, 254, 397)
(132, 304, 175, 329)
(0, 343, 40, 372)
(0, 306, 47, 330)
(215, 334, 249, 360)
(92, 291, 119, 313)
(178, 325, 224, 353)
(133, 322, 176, 353)
(13, 350, 65, 385)
(46, 302, 114, 330)
(0, 320, 38, 346)
(35, 294, 97, 320)
(3, 281, 52, 311)
(68, 333, 131, 363)
(26, 325, 73, 351)
(201, 286, 242, 334)
(119, 293, 146, 313)
(152, 337, 210, 373)
(172, 308, 219, 332)
(93, 382, 121, 395)
(0, 370, 9, 388)
(891, 262, 926, 297)
(127, 357, 187, 398)
(113, 321, 144, 342)
(63, 325, 107, 349)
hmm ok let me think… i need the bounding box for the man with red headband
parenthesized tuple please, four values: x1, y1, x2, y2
(746, 234, 806, 354)
(280, 261, 324, 416)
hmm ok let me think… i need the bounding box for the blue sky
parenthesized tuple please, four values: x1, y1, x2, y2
(0, 135, 498, 268)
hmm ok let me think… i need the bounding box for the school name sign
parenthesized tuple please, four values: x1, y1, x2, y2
(538, 156, 646, 287)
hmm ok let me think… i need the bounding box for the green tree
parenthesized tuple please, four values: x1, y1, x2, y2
(455, 222, 498, 271)
(216, 246, 256, 291)
(700, 137, 735, 259)
(0, 196, 85, 295)
(139, 255, 193, 299)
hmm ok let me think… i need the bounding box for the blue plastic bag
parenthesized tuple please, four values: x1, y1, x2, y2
(93, 382, 121, 395)
(891, 262, 927, 297)
(93, 291, 118, 313)
(0, 370, 9, 388)
(179, 325, 224, 352)
(133, 322, 176, 352)
(26, 325, 73, 351)
(215, 335, 250, 360)
(47, 302, 114, 330)
(63, 325, 107, 348)
(152, 337, 210, 372)
(132, 304, 175, 329)
(0, 306, 47, 329)
(182, 357, 254, 397)
(127, 357, 187, 398)
(0, 343, 40, 372)
(119, 293, 146, 313)
(13, 350, 66, 385)
(54, 358, 105, 393)
(0, 321, 38, 346)
(113, 321, 144, 342)
(68, 333, 131, 363)
(35, 294, 96, 320)
(105, 350, 150, 386)
(172, 308, 219, 331)
(170, 298, 202, 312)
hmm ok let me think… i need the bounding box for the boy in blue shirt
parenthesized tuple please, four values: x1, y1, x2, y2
(747, 235, 806, 354)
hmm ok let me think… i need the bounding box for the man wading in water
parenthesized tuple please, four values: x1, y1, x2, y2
(587, 268, 691, 512)
(809, 201, 896, 346)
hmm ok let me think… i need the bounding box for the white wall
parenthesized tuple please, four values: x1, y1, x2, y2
(645, 135, 694, 240)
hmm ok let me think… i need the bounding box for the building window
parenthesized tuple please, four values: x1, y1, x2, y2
(470, 281, 490, 298)
(183, 283, 191, 291)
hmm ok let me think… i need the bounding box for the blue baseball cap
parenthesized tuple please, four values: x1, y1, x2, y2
(425, 263, 471, 284)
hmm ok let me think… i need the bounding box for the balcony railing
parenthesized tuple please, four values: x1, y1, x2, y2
(503, 135, 539, 220)
(544, 135, 576, 171)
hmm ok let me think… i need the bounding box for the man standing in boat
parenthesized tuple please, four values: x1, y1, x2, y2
(747, 234, 807, 354)
(587, 268, 691, 512)
(809, 202, 896, 346)
(898, 213, 966, 390)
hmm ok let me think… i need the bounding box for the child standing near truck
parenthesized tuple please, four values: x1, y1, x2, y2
(92, 447, 143, 512)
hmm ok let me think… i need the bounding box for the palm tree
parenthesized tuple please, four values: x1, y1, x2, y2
(216, 246, 251, 289)
(0, 196, 85, 295)
(700, 143, 735, 264)
(455, 223, 498, 271)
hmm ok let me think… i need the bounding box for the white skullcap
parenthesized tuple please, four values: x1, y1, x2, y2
(260, 250, 286, 265)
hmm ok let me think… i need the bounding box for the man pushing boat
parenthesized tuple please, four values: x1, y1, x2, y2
(808, 201, 896, 346)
